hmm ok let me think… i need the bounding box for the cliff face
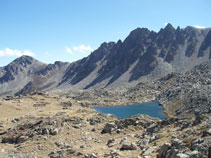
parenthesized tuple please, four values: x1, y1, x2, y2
(0, 24, 211, 96)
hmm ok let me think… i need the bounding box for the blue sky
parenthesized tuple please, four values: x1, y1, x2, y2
(0, 0, 210, 66)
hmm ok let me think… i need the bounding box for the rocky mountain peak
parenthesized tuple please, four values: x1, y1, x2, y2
(164, 23, 175, 31)
(12, 55, 39, 67)
(125, 27, 150, 41)
(100, 42, 115, 50)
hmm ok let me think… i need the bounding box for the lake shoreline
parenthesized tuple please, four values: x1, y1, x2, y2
(92, 101, 167, 120)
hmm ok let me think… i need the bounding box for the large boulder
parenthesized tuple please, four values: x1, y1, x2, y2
(101, 122, 116, 134)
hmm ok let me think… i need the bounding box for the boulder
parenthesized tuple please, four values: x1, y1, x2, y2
(101, 122, 116, 134)
(0, 130, 6, 135)
(16, 135, 28, 144)
(107, 138, 116, 147)
(119, 140, 137, 150)
(50, 128, 59, 135)
(202, 128, 211, 137)
(157, 143, 171, 158)
(189, 150, 202, 158)
(175, 153, 189, 158)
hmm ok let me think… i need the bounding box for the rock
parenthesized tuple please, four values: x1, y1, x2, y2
(193, 115, 203, 125)
(48, 150, 65, 158)
(0, 130, 6, 135)
(88, 116, 105, 125)
(42, 128, 50, 135)
(157, 143, 171, 158)
(60, 101, 72, 108)
(138, 138, 149, 149)
(16, 135, 28, 144)
(90, 153, 97, 158)
(146, 123, 159, 134)
(202, 128, 211, 137)
(189, 150, 202, 158)
(143, 147, 156, 155)
(117, 129, 121, 134)
(175, 153, 189, 158)
(119, 140, 137, 150)
(149, 134, 160, 143)
(2, 135, 17, 144)
(110, 150, 120, 157)
(107, 138, 116, 147)
(171, 138, 183, 148)
(50, 128, 59, 135)
(208, 147, 211, 158)
(101, 122, 116, 134)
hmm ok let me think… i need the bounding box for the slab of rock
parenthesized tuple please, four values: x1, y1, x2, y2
(119, 140, 137, 151)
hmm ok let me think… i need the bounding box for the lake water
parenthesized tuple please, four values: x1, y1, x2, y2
(92, 102, 167, 120)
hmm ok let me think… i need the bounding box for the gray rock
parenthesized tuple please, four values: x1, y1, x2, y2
(16, 135, 28, 144)
(50, 128, 59, 135)
(0, 130, 6, 135)
(157, 143, 171, 158)
(175, 153, 189, 158)
(202, 128, 211, 137)
(143, 146, 156, 155)
(101, 122, 116, 134)
(107, 138, 116, 147)
(189, 150, 202, 158)
(119, 140, 137, 150)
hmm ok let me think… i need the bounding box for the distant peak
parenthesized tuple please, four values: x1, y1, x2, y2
(16, 55, 35, 61)
(100, 42, 115, 49)
(12, 55, 38, 66)
(126, 27, 150, 40)
(131, 27, 150, 34)
(164, 23, 175, 31)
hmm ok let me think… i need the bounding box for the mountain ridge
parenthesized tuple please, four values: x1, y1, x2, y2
(0, 24, 211, 96)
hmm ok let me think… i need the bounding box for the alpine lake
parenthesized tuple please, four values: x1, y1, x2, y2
(92, 102, 167, 120)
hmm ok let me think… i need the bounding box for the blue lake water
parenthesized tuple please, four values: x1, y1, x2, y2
(92, 102, 167, 120)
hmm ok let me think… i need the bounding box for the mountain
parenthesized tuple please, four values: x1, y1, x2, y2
(0, 24, 211, 96)
(0, 56, 70, 96)
(155, 60, 211, 116)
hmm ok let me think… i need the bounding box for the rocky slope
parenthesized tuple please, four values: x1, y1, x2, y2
(0, 24, 211, 96)
(0, 93, 210, 158)
(155, 60, 211, 117)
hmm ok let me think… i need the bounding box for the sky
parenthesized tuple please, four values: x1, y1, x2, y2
(0, 0, 210, 67)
